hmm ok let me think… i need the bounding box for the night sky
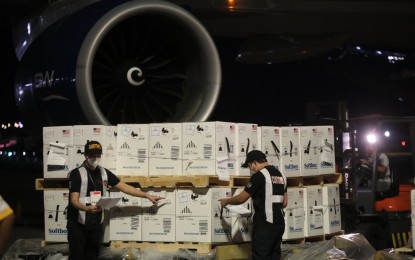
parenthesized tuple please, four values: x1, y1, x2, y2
(0, 24, 19, 123)
(209, 37, 415, 126)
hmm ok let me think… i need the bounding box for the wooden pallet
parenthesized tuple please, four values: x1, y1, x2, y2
(214, 243, 251, 260)
(119, 175, 211, 187)
(119, 175, 251, 188)
(208, 176, 250, 187)
(321, 173, 343, 185)
(324, 230, 345, 241)
(41, 240, 67, 247)
(304, 234, 325, 243)
(36, 175, 253, 190)
(283, 230, 345, 245)
(109, 241, 214, 254)
(35, 178, 68, 190)
(35, 173, 341, 190)
(286, 173, 342, 187)
(306, 230, 345, 242)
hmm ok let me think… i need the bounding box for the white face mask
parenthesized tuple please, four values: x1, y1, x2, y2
(249, 162, 256, 174)
(87, 157, 100, 168)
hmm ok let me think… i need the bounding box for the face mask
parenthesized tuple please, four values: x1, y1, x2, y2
(87, 157, 100, 168)
(249, 163, 256, 174)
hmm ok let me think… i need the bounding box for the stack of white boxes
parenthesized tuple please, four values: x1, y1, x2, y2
(141, 188, 176, 242)
(109, 189, 143, 241)
(300, 126, 319, 177)
(101, 126, 118, 173)
(116, 124, 149, 176)
(42, 123, 335, 179)
(283, 187, 304, 240)
(40, 123, 339, 243)
(72, 125, 105, 169)
(257, 126, 262, 155)
(43, 126, 74, 178)
(42, 127, 73, 242)
(280, 126, 301, 177)
(175, 187, 232, 243)
(234, 123, 259, 176)
(43, 189, 69, 242)
(230, 188, 253, 242)
(303, 185, 324, 237)
(260, 126, 282, 171)
(72, 125, 118, 171)
(258, 125, 336, 178)
(149, 123, 182, 176)
(322, 183, 342, 234)
(317, 125, 336, 175)
(182, 121, 236, 176)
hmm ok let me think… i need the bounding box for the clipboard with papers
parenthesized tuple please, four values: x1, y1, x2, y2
(96, 197, 121, 209)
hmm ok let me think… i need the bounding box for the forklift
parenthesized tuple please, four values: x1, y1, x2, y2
(307, 101, 415, 250)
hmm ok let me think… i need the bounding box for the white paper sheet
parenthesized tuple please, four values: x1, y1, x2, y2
(47, 142, 67, 168)
(96, 197, 121, 209)
(225, 205, 251, 216)
(216, 156, 230, 181)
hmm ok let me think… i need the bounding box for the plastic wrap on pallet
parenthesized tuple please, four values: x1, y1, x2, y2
(141, 248, 214, 260)
(281, 233, 376, 260)
(3, 239, 44, 259)
(3, 238, 215, 260)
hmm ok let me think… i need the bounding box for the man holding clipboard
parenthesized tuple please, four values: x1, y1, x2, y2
(67, 140, 162, 260)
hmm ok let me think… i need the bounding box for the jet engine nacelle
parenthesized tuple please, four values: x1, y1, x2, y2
(14, 0, 221, 132)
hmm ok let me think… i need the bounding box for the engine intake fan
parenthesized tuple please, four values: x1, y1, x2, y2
(14, 0, 221, 131)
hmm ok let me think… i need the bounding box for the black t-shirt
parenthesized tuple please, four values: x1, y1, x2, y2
(67, 162, 120, 227)
(244, 165, 287, 227)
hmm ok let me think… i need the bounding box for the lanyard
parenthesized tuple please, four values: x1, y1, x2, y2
(84, 162, 100, 191)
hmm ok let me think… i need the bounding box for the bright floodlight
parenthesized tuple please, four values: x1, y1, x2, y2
(384, 131, 390, 137)
(367, 134, 377, 143)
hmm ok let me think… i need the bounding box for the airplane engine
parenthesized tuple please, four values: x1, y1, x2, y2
(14, 0, 221, 131)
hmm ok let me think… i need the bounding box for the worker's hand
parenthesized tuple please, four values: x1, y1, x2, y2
(86, 205, 102, 214)
(360, 159, 368, 165)
(219, 198, 228, 208)
(360, 159, 372, 168)
(147, 194, 164, 205)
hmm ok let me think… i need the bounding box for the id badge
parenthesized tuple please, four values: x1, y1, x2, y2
(90, 191, 102, 206)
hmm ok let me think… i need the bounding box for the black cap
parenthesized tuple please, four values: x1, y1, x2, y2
(84, 140, 103, 156)
(241, 150, 266, 168)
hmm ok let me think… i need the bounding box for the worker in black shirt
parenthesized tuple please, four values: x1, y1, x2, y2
(67, 140, 162, 260)
(219, 150, 288, 260)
